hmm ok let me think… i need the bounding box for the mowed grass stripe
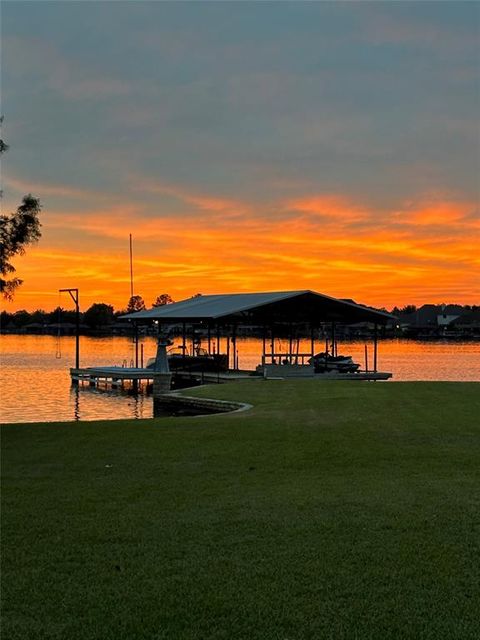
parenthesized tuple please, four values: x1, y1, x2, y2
(2, 381, 480, 639)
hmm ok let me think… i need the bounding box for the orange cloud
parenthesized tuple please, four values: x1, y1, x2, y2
(3, 187, 479, 312)
(132, 177, 252, 218)
(287, 193, 371, 223)
(395, 198, 475, 226)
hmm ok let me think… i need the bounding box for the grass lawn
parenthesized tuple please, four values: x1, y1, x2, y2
(2, 381, 480, 640)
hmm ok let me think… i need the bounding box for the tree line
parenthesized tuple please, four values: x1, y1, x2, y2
(3, 299, 478, 333)
(1, 293, 177, 331)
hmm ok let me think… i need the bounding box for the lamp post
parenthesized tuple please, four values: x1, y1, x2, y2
(59, 288, 80, 370)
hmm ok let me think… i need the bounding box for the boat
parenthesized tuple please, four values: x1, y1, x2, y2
(147, 346, 229, 373)
(308, 352, 360, 374)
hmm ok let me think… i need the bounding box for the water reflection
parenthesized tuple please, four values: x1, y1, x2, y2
(70, 385, 80, 421)
(66, 382, 151, 422)
(130, 392, 145, 420)
(1, 334, 479, 424)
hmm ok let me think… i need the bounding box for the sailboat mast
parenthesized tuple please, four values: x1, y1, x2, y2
(129, 233, 139, 368)
(129, 233, 134, 299)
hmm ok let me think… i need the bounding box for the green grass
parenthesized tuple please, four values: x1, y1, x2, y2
(2, 381, 480, 640)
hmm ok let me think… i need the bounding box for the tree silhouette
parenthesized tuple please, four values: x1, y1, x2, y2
(84, 303, 115, 328)
(0, 116, 8, 156)
(1, 194, 42, 300)
(127, 295, 146, 313)
(0, 118, 42, 299)
(152, 293, 174, 307)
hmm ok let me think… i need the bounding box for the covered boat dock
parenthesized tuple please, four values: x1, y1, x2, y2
(116, 290, 394, 382)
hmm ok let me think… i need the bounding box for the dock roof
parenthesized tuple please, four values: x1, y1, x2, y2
(121, 290, 394, 325)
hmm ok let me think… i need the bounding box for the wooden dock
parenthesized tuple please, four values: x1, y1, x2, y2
(70, 366, 254, 389)
(71, 367, 154, 388)
(262, 370, 392, 381)
(260, 363, 391, 381)
(70, 366, 392, 390)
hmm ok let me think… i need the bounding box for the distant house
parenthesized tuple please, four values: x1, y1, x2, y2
(436, 305, 463, 328)
(400, 305, 438, 331)
(450, 309, 480, 335)
(400, 304, 464, 336)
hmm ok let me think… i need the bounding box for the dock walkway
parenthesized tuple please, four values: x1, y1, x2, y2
(71, 367, 154, 388)
(70, 366, 391, 390)
(70, 366, 254, 389)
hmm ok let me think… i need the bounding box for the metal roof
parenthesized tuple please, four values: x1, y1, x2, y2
(121, 290, 394, 325)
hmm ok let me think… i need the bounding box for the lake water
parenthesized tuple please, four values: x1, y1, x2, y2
(1, 334, 479, 424)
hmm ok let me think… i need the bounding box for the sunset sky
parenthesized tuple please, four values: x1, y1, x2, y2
(2, 1, 479, 312)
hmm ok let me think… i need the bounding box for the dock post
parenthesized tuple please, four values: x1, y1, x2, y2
(262, 325, 266, 363)
(152, 372, 172, 396)
(60, 287, 80, 381)
(133, 322, 139, 393)
(75, 300, 80, 371)
(232, 325, 237, 370)
(226, 329, 230, 369)
(191, 325, 195, 356)
(289, 323, 293, 364)
(373, 323, 378, 373)
(134, 322, 139, 368)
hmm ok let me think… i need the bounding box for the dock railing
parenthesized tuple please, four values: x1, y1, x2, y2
(261, 353, 312, 366)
